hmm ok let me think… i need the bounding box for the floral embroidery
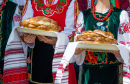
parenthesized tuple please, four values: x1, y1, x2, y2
(34, 0, 67, 16)
(14, 15, 21, 21)
(124, 25, 129, 32)
(27, 57, 31, 63)
(96, 22, 104, 26)
(44, 8, 53, 14)
(76, 23, 85, 34)
(119, 41, 126, 45)
(86, 54, 98, 64)
(93, 15, 109, 31)
(84, 51, 119, 66)
(84, 51, 108, 65)
(36, 0, 44, 10)
(119, 22, 130, 34)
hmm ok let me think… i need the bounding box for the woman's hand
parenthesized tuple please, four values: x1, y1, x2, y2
(109, 51, 121, 57)
(36, 35, 57, 45)
(23, 33, 36, 43)
(74, 48, 86, 55)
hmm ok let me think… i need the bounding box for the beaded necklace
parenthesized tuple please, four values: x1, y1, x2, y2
(92, 3, 113, 22)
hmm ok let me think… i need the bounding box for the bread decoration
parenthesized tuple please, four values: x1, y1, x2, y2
(76, 30, 117, 44)
(21, 16, 61, 32)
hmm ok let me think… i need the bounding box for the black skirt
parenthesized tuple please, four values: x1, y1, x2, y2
(30, 38, 54, 83)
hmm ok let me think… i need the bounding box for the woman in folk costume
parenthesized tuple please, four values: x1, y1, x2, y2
(74, 0, 130, 84)
(19, 0, 77, 84)
(0, 0, 21, 83)
(77, 0, 129, 11)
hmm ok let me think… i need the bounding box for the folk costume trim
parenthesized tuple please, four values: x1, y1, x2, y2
(19, 0, 29, 26)
(0, 0, 8, 56)
(83, 51, 119, 67)
(0, 0, 8, 83)
(34, 0, 68, 16)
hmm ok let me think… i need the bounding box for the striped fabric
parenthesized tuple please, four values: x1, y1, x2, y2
(53, 32, 70, 84)
(3, 29, 28, 84)
(55, 42, 79, 84)
(3, 28, 71, 84)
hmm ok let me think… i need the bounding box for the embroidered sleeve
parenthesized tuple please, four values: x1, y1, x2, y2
(118, 10, 129, 45)
(76, 12, 85, 34)
(12, 6, 21, 30)
(71, 12, 86, 65)
(117, 10, 130, 83)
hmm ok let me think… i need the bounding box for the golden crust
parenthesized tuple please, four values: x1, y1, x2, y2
(93, 29, 114, 39)
(76, 30, 117, 44)
(21, 16, 61, 32)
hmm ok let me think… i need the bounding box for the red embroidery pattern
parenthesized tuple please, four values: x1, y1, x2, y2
(3, 73, 28, 83)
(119, 22, 130, 34)
(86, 51, 98, 63)
(119, 41, 126, 45)
(124, 25, 129, 32)
(34, 0, 67, 16)
(14, 15, 21, 21)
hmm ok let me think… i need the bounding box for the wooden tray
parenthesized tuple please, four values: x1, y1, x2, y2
(16, 27, 57, 37)
(76, 42, 119, 52)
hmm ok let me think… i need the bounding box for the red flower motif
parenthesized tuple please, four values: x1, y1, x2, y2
(0, 74, 2, 81)
(86, 54, 98, 63)
(124, 25, 129, 32)
(14, 15, 21, 21)
(46, 9, 53, 14)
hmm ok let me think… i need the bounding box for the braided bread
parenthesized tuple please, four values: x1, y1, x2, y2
(76, 30, 117, 44)
(21, 16, 61, 32)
